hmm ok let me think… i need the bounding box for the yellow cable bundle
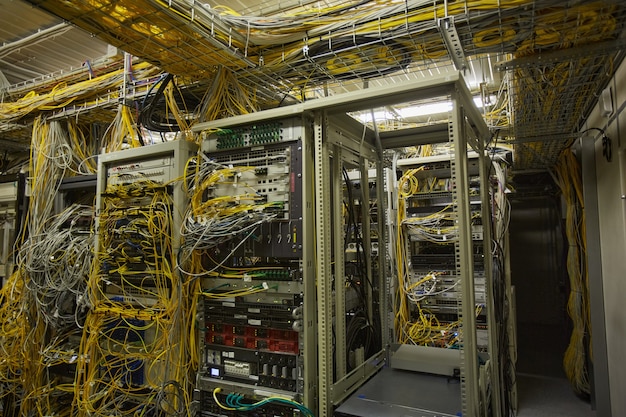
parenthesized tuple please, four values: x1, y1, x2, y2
(0, 270, 30, 409)
(554, 149, 590, 396)
(67, 119, 98, 174)
(394, 185, 408, 340)
(79, 178, 192, 416)
(394, 168, 425, 343)
(164, 81, 193, 141)
(0, 62, 157, 123)
(121, 104, 142, 148)
(196, 67, 257, 127)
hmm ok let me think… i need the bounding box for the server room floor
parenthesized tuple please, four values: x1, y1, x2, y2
(334, 369, 596, 417)
(516, 374, 596, 417)
(334, 367, 461, 417)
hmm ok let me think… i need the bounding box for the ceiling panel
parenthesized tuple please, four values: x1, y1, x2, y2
(0, 0, 112, 86)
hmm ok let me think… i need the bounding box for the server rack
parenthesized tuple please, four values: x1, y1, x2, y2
(189, 116, 319, 417)
(193, 72, 513, 417)
(391, 151, 494, 416)
(192, 123, 315, 413)
(378, 78, 505, 417)
(76, 140, 197, 415)
(313, 112, 387, 416)
(191, 111, 387, 417)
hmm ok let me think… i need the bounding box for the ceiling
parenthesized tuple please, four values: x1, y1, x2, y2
(0, 0, 111, 86)
(1, 0, 625, 170)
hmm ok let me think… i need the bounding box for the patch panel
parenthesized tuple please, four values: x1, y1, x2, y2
(204, 297, 302, 333)
(106, 156, 176, 186)
(192, 129, 313, 409)
(205, 118, 305, 152)
(105, 285, 161, 307)
(224, 359, 255, 378)
(410, 246, 485, 271)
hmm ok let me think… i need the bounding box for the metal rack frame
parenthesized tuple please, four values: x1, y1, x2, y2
(194, 71, 506, 417)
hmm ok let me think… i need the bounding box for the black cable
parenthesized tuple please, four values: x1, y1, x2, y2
(579, 127, 612, 162)
(141, 73, 169, 109)
(138, 73, 193, 133)
(492, 230, 516, 416)
(342, 168, 382, 359)
(154, 381, 186, 417)
(579, 127, 604, 136)
(342, 169, 366, 283)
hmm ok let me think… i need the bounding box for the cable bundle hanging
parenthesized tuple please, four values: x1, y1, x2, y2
(75, 171, 193, 417)
(0, 270, 29, 416)
(179, 156, 281, 276)
(554, 148, 590, 397)
(7, 117, 96, 416)
(489, 152, 516, 416)
(137, 73, 197, 137)
(19, 204, 94, 330)
(196, 66, 257, 124)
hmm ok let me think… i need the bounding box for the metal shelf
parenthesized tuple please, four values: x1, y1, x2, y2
(335, 366, 462, 417)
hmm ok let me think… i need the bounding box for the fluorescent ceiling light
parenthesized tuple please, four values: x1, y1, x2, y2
(354, 110, 396, 124)
(353, 95, 497, 123)
(398, 95, 497, 118)
(475, 95, 497, 107)
(398, 101, 453, 118)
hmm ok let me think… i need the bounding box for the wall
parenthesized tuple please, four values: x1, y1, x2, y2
(580, 56, 626, 416)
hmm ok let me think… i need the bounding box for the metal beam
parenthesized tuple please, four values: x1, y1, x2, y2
(438, 17, 468, 72)
(453, 75, 491, 142)
(331, 350, 386, 405)
(379, 123, 450, 148)
(314, 110, 334, 417)
(450, 95, 479, 417)
(333, 146, 347, 381)
(301, 121, 319, 413)
(0, 22, 71, 59)
(327, 114, 378, 163)
(192, 73, 466, 132)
